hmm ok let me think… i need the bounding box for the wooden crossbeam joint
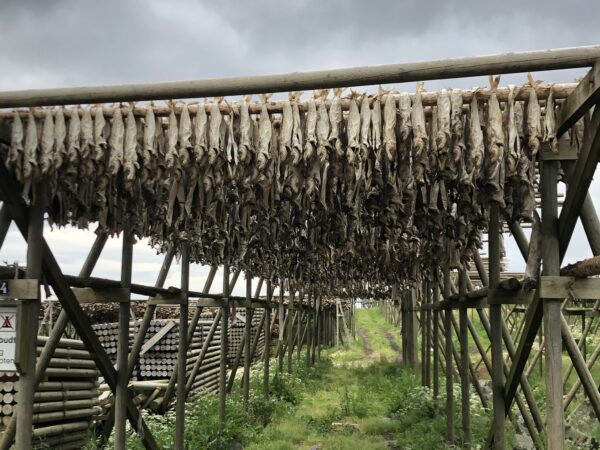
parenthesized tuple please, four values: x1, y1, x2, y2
(0, 279, 39, 300)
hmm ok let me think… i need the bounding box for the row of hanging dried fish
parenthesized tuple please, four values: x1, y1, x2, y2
(0, 79, 584, 292)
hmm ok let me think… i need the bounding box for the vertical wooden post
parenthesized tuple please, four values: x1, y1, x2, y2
(425, 282, 432, 387)
(306, 291, 312, 367)
(459, 269, 470, 448)
(264, 280, 272, 399)
(443, 264, 454, 442)
(541, 158, 564, 449)
(243, 275, 252, 408)
(489, 203, 505, 449)
(433, 278, 440, 416)
(15, 190, 43, 450)
(278, 285, 284, 373)
(316, 295, 322, 360)
(219, 264, 230, 430)
(115, 229, 133, 450)
(175, 244, 189, 449)
(421, 282, 427, 385)
(287, 289, 295, 372)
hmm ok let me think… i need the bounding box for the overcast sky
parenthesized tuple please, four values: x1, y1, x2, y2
(0, 0, 598, 296)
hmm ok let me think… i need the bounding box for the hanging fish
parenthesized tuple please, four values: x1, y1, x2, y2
(359, 93, 371, 162)
(166, 104, 179, 171)
(449, 89, 464, 179)
(279, 94, 293, 164)
(143, 103, 156, 167)
(467, 92, 484, 182)
(290, 91, 303, 165)
(238, 96, 252, 163)
(208, 98, 223, 166)
(92, 106, 106, 164)
(257, 94, 273, 170)
(526, 73, 542, 157)
(485, 75, 505, 204)
(22, 109, 38, 197)
(8, 111, 23, 180)
(505, 85, 519, 177)
(40, 107, 54, 175)
(436, 89, 451, 167)
(316, 89, 330, 163)
(411, 82, 427, 159)
(329, 87, 344, 157)
(383, 89, 397, 163)
(346, 91, 361, 165)
(123, 104, 139, 183)
(179, 103, 192, 168)
(108, 105, 124, 175)
(543, 87, 558, 154)
(67, 107, 81, 166)
(304, 95, 317, 161)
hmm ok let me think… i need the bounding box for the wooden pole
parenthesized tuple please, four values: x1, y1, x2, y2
(489, 203, 505, 450)
(541, 158, 565, 449)
(264, 280, 272, 399)
(15, 188, 43, 450)
(175, 244, 189, 449)
(458, 269, 470, 448)
(425, 283, 432, 387)
(2, 46, 599, 107)
(443, 265, 454, 442)
(243, 276, 252, 409)
(219, 264, 229, 430)
(433, 279, 440, 416)
(114, 229, 133, 450)
(288, 290, 295, 373)
(278, 286, 284, 373)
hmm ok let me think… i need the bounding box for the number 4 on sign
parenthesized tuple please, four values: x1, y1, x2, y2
(0, 282, 7, 295)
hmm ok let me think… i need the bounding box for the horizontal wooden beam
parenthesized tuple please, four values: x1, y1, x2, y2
(0, 279, 38, 300)
(0, 45, 599, 107)
(540, 276, 600, 299)
(556, 62, 600, 137)
(71, 287, 129, 304)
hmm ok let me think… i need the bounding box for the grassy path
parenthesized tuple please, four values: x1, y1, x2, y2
(246, 308, 446, 450)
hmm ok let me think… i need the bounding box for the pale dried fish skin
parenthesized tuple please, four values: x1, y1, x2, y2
(8, 112, 24, 179)
(383, 93, 397, 162)
(108, 106, 124, 175)
(40, 107, 54, 175)
(543, 89, 558, 154)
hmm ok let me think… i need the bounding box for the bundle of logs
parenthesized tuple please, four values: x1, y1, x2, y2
(0, 337, 101, 449)
(1, 79, 581, 293)
(227, 309, 266, 366)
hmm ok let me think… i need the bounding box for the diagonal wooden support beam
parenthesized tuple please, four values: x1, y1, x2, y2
(556, 61, 600, 137)
(0, 167, 159, 450)
(0, 231, 107, 450)
(559, 104, 600, 259)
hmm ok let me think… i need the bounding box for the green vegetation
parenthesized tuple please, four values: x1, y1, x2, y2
(94, 307, 514, 449)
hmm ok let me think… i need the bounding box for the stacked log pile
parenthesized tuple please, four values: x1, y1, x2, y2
(0, 337, 100, 449)
(227, 309, 266, 366)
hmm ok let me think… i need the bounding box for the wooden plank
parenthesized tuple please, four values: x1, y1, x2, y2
(540, 138, 578, 160)
(556, 62, 600, 136)
(71, 287, 129, 304)
(559, 104, 600, 259)
(147, 293, 185, 305)
(1, 45, 599, 108)
(0, 279, 38, 300)
(139, 321, 176, 356)
(539, 276, 600, 299)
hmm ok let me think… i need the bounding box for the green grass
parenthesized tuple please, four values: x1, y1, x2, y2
(93, 307, 530, 449)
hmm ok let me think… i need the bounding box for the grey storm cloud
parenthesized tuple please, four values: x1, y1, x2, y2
(0, 0, 599, 293)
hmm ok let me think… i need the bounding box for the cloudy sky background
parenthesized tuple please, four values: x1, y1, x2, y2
(0, 0, 599, 296)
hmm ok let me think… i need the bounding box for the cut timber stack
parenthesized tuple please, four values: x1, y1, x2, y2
(0, 337, 101, 449)
(227, 309, 265, 366)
